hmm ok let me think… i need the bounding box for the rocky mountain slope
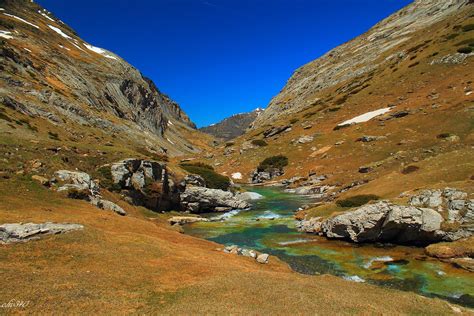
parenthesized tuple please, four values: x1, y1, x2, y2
(253, 0, 471, 128)
(200, 108, 263, 141)
(203, 0, 473, 191)
(0, 0, 211, 156)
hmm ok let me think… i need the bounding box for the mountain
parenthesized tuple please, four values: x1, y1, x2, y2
(0, 0, 211, 156)
(252, 0, 471, 128)
(199, 108, 263, 141)
(201, 0, 473, 195)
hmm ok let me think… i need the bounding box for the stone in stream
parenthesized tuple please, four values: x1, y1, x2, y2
(0, 222, 84, 244)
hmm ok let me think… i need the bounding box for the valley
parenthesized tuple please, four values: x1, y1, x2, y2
(0, 0, 473, 314)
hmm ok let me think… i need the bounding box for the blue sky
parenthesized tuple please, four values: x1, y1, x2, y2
(36, 0, 412, 127)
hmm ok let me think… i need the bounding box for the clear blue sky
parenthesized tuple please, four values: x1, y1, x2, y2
(36, 0, 412, 127)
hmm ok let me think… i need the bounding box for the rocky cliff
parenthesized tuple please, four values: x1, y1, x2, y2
(200, 108, 263, 141)
(0, 0, 207, 156)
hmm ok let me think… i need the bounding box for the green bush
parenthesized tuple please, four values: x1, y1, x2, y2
(180, 164, 231, 191)
(257, 155, 288, 172)
(251, 139, 268, 147)
(457, 46, 473, 54)
(95, 166, 121, 191)
(336, 195, 380, 208)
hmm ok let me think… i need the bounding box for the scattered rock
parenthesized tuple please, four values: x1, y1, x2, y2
(256, 253, 270, 264)
(0, 222, 84, 244)
(236, 191, 264, 201)
(263, 125, 291, 138)
(358, 166, 373, 173)
(55, 170, 100, 196)
(90, 197, 127, 216)
(168, 216, 210, 225)
(356, 135, 386, 142)
(295, 135, 314, 144)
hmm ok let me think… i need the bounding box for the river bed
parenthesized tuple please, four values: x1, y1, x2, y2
(183, 187, 474, 308)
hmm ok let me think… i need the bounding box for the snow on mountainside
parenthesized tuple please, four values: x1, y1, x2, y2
(0, 0, 208, 156)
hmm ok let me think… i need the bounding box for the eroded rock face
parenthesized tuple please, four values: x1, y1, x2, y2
(180, 187, 250, 213)
(0, 223, 84, 244)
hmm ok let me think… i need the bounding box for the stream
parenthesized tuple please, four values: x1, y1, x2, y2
(183, 187, 474, 308)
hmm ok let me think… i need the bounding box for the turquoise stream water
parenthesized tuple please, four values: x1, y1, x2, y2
(183, 187, 474, 308)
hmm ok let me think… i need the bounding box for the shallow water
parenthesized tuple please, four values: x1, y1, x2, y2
(183, 187, 474, 307)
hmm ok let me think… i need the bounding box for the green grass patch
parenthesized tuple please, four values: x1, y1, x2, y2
(257, 155, 288, 172)
(457, 46, 473, 54)
(462, 24, 474, 32)
(180, 163, 231, 191)
(336, 194, 380, 208)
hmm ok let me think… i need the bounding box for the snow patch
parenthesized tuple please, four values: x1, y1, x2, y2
(83, 43, 117, 60)
(38, 10, 54, 22)
(58, 44, 70, 51)
(3, 13, 40, 29)
(338, 107, 392, 126)
(0, 30, 13, 39)
(23, 48, 31, 53)
(48, 25, 72, 39)
(231, 172, 242, 180)
(466, 91, 473, 96)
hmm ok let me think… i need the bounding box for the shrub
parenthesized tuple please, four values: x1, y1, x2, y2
(257, 155, 288, 172)
(437, 133, 454, 139)
(225, 142, 234, 147)
(180, 164, 231, 191)
(401, 165, 420, 174)
(66, 188, 90, 200)
(457, 46, 473, 54)
(336, 194, 380, 208)
(48, 131, 60, 140)
(290, 118, 299, 124)
(251, 139, 268, 147)
(462, 24, 474, 32)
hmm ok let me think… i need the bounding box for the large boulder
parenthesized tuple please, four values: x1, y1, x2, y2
(251, 168, 283, 184)
(180, 186, 250, 213)
(321, 202, 446, 244)
(109, 159, 178, 211)
(0, 222, 84, 244)
(55, 170, 100, 196)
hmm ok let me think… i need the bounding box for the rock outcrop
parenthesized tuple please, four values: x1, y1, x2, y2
(109, 159, 179, 212)
(299, 188, 473, 245)
(222, 245, 269, 264)
(54, 169, 126, 216)
(0, 222, 84, 244)
(180, 186, 250, 213)
(251, 168, 283, 184)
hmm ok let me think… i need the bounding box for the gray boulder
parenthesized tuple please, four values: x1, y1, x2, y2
(55, 170, 99, 196)
(90, 197, 127, 216)
(256, 253, 270, 264)
(0, 222, 84, 244)
(321, 202, 446, 244)
(111, 159, 165, 190)
(180, 186, 250, 213)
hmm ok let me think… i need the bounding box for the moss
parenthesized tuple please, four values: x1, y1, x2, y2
(336, 195, 380, 208)
(257, 155, 288, 172)
(180, 164, 231, 191)
(251, 139, 268, 147)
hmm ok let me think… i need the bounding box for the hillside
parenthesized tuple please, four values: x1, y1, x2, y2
(0, 0, 473, 314)
(200, 108, 263, 141)
(202, 0, 473, 198)
(0, 0, 212, 157)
